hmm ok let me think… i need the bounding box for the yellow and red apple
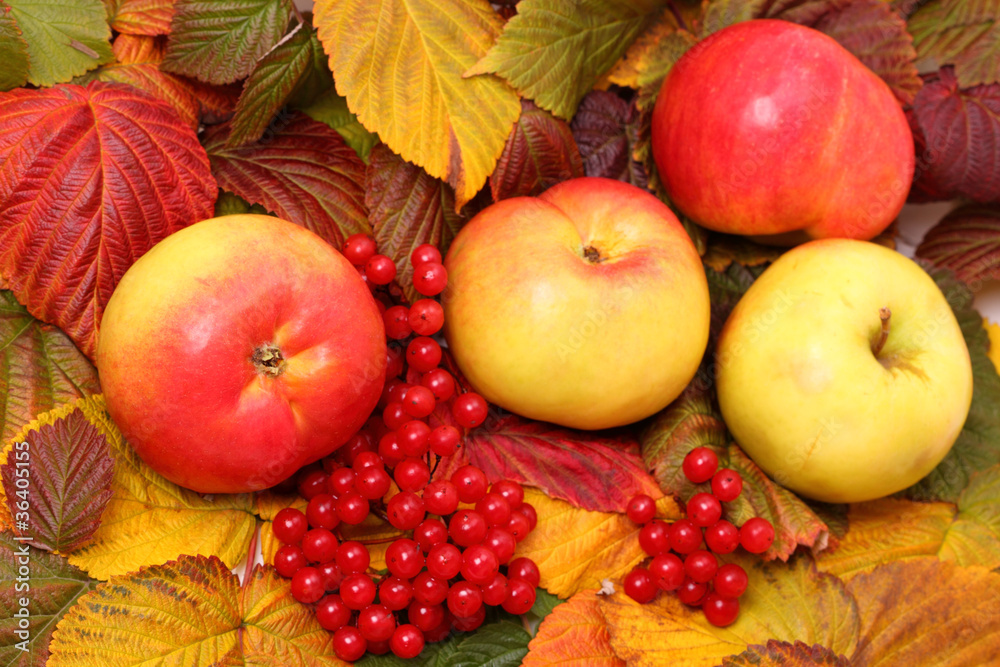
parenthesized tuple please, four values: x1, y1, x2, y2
(97, 215, 386, 494)
(442, 177, 711, 430)
(652, 19, 915, 243)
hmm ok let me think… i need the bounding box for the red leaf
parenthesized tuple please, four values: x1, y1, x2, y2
(366, 144, 465, 304)
(203, 112, 370, 249)
(434, 413, 662, 513)
(909, 67, 1000, 203)
(108, 0, 175, 36)
(2, 409, 114, 552)
(571, 90, 648, 189)
(916, 204, 1000, 285)
(489, 100, 583, 201)
(0, 82, 217, 359)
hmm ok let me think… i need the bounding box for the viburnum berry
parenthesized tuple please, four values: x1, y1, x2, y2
(340, 573, 377, 609)
(704, 520, 740, 554)
(452, 392, 488, 428)
(273, 544, 307, 578)
(386, 491, 426, 530)
(422, 479, 460, 516)
(687, 492, 723, 528)
(335, 491, 370, 525)
(341, 433, 377, 467)
(482, 572, 509, 606)
(301, 528, 337, 564)
(452, 604, 487, 632)
(365, 254, 397, 285)
(383, 379, 410, 406)
(383, 305, 413, 340)
(507, 557, 541, 588)
(332, 626, 367, 662)
(358, 603, 396, 642)
(423, 609, 453, 643)
(306, 494, 338, 530)
(449, 509, 488, 547)
(272, 508, 308, 544)
(421, 368, 455, 401)
(626, 493, 657, 524)
(352, 451, 382, 471)
(385, 538, 425, 579)
(682, 447, 719, 483)
(316, 561, 343, 591)
(669, 519, 703, 554)
(677, 577, 708, 606)
(315, 594, 351, 631)
(461, 545, 500, 586)
(649, 552, 685, 591)
(712, 468, 743, 502)
(390, 624, 425, 659)
(403, 385, 437, 419)
(428, 424, 461, 457)
(702, 593, 740, 627)
(394, 457, 431, 492)
(740, 517, 775, 554)
(505, 510, 532, 542)
(482, 527, 517, 564)
(684, 550, 718, 583)
(623, 567, 657, 603)
(378, 432, 405, 467)
(409, 299, 445, 336)
(501, 578, 536, 615)
(447, 581, 483, 618)
(297, 469, 329, 500)
(491, 480, 524, 509)
(407, 336, 442, 373)
(411, 243, 443, 266)
(385, 345, 405, 381)
(411, 571, 449, 606)
(342, 233, 377, 266)
(327, 467, 356, 497)
(714, 563, 749, 598)
(336, 540, 371, 574)
(290, 566, 325, 604)
(382, 401, 409, 430)
(397, 420, 431, 457)
(451, 465, 488, 503)
(513, 502, 537, 531)
(638, 520, 671, 556)
(476, 492, 512, 527)
(355, 465, 391, 500)
(407, 600, 445, 633)
(413, 262, 448, 296)
(426, 543, 463, 579)
(413, 518, 449, 552)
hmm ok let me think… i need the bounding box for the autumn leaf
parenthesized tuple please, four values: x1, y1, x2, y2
(523, 589, 625, 667)
(909, 0, 1000, 89)
(490, 100, 584, 201)
(11, 396, 258, 580)
(907, 68, 1000, 204)
(0, 291, 100, 446)
(161, 0, 293, 85)
(47, 556, 345, 666)
(719, 641, 849, 667)
(105, 0, 174, 36)
(314, 0, 522, 209)
(6, 0, 113, 87)
(916, 205, 1000, 285)
(468, 0, 664, 120)
(94, 34, 200, 128)
(570, 91, 648, 188)
(514, 488, 680, 598)
(228, 20, 327, 147)
(602, 8, 679, 89)
(0, 82, 216, 360)
(203, 112, 371, 249)
(702, 235, 784, 273)
(256, 489, 307, 567)
(366, 144, 466, 304)
(297, 88, 379, 162)
(846, 559, 1000, 665)
(1, 409, 113, 553)
(0, 2, 29, 91)
(0, 533, 96, 666)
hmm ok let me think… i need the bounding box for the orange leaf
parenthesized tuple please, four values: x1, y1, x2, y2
(720, 640, 849, 666)
(523, 589, 624, 667)
(107, 0, 175, 36)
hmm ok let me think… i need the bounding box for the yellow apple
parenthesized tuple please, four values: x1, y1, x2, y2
(716, 239, 973, 503)
(442, 177, 711, 430)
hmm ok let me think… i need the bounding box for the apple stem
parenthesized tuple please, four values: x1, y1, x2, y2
(583, 245, 604, 263)
(252, 344, 286, 377)
(872, 307, 891, 357)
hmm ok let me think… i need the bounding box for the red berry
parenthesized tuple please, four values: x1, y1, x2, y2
(413, 262, 448, 296)
(327, 467, 356, 497)
(490, 480, 524, 509)
(682, 447, 719, 484)
(451, 465, 488, 503)
(449, 509, 488, 547)
(452, 603, 487, 632)
(290, 566, 325, 604)
(447, 581, 483, 618)
(423, 608, 453, 643)
(452, 392, 488, 428)
(677, 577, 707, 606)
(394, 457, 431, 492)
(272, 508, 308, 544)
(378, 431, 405, 467)
(341, 433, 377, 467)
(409, 299, 445, 336)
(684, 550, 718, 583)
(623, 567, 657, 603)
(355, 465, 391, 500)
(306, 494, 338, 530)
(649, 552, 685, 591)
(390, 624, 425, 659)
(383, 305, 413, 339)
(626, 493, 657, 524)
(407, 601, 445, 633)
(506, 510, 532, 542)
(342, 233, 377, 265)
(507, 557, 541, 588)
(335, 491, 370, 525)
(407, 336, 442, 373)
(426, 542, 463, 580)
(273, 544, 307, 578)
(335, 540, 370, 575)
(714, 563, 749, 598)
(422, 479, 460, 516)
(316, 560, 343, 591)
(740, 517, 775, 554)
(365, 254, 397, 285)
(702, 593, 740, 627)
(301, 528, 337, 563)
(397, 420, 431, 457)
(315, 594, 351, 631)
(461, 545, 500, 586)
(638, 520, 671, 556)
(513, 502, 537, 531)
(358, 603, 396, 642)
(669, 519, 703, 554)
(414, 518, 449, 552)
(382, 401, 409, 430)
(386, 491, 426, 529)
(386, 538, 425, 579)
(428, 424, 462, 457)
(501, 578, 536, 615)
(421, 368, 455, 401)
(352, 451, 382, 471)
(340, 573, 377, 609)
(403, 386, 437, 419)
(383, 378, 410, 406)
(687, 492, 722, 528)
(711, 468, 743, 502)
(297, 469, 329, 500)
(704, 520, 740, 555)
(482, 527, 516, 564)
(412, 571, 449, 605)
(475, 492, 512, 527)
(411, 243, 443, 266)
(385, 346, 405, 381)
(482, 572, 508, 606)
(332, 626, 367, 662)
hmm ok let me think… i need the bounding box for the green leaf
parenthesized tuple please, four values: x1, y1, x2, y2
(6, 0, 112, 87)
(0, 2, 29, 91)
(910, 0, 1000, 88)
(228, 20, 322, 147)
(0, 532, 95, 666)
(296, 87, 378, 162)
(467, 0, 664, 119)
(161, 0, 293, 85)
(213, 190, 272, 217)
(0, 291, 100, 445)
(358, 620, 531, 666)
(904, 263, 1000, 502)
(529, 587, 565, 620)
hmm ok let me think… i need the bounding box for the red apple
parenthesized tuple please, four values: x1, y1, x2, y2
(652, 19, 914, 243)
(96, 215, 386, 493)
(443, 177, 710, 430)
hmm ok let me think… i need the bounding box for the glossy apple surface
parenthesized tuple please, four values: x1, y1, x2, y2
(97, 215, 386, 493)
(652, 19, 915, 243)
(443, 177, 710, 430)
(716, 239, 972, 503)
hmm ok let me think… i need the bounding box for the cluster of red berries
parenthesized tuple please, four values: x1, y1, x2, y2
(622, 447, 775, 627)
(269, 238, 540, 661)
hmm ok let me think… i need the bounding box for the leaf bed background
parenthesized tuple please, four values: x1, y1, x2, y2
(2, 0, 1000, 664)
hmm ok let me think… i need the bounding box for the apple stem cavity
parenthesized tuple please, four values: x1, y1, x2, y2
(583, 245, 605, 264)
(871, 307, 892, 358)
(252, 343, 287, 377)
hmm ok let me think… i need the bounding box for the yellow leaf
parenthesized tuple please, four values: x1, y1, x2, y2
(598, 555, 859, 666)
(515, 488, 681, 598)
(846, 558, 1000, 665)
(313, 0, 522, 208)
(985, 318, 1000, 375)
(603, 7, 678, 88)
(48, 555, 346, 666)
(523, 589, 625, 667)
(46, 396, 257, 580)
